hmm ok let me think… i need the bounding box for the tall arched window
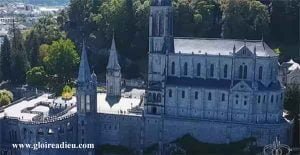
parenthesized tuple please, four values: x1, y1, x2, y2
(210, 64, 214, 77)
(148, 93, 152, 101)
(159, 14, 164, 36)
(182, 91, 185, 98)
(243, 65, 247, 79)
(271, 95, 274, 103)
(168, 89, 172, 97)
(157, 94, 161, 102)
(239, 65, 243, 79)
(197, 63, 201, 76)
(153, 93, 156, 101)
(259, 66, 263, 80)
(184, 63, 188, 75)
(195, 91, 198, 99)
(171, 62, 175, 75)
(208, 92, 212, 101)
(224, 64, 228, 78)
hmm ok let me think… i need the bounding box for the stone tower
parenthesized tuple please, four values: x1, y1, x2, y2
(76, 41, 97, 147)
(145, 0, 174, 115)
(106, 34, 121, 98)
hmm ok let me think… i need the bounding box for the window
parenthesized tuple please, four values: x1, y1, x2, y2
(271, 95, 274, 103)
(197, 63, 201, 76)
(171, 62, 175, 75)
(86, 95, 90, 112)
(148, 93, 152, 101)
(224, 65, 228, 78)
(157, 94, 161, 102)
(263, 95, 266, 103)
(258, 96, 261, 103)
(182, 91, 185, 98)
(80, 95, 85, 112)
(244, 101, 247, 106)
(239, 65, 243, 79)
(221, 93, 225, 101)
(210, 64, 214, 77)
(243, 66, 248, 79)
(168, 89, 172, 97)
(208, 92, 212, 101)
(236, 100, 238, 105)
(259, 66, 263, 80)
(195, 91, 198, 99)
(153, 93, 156, 101)
(184, 63, 188, 75)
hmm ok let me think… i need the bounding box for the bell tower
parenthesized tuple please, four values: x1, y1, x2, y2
(106, 34, 122, 98)
(76, 41, 97, 148)
(146, 0, 174, 115)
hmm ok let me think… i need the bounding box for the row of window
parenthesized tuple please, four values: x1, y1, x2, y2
(168, 90, 226, 101)
(170, 62, 265, 80)
(168, 90, 282, 104)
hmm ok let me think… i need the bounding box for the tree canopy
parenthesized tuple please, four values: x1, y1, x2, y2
(43, 39, 80, 83)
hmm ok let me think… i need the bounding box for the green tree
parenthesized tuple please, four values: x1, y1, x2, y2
(0, 36, 12, 81)
(10, 27, 30, 84)
(62, 85, 74, 100)
(284, 85, 300, 146)
(26, 66, 48, 88)
(43, 39, 80, 83)
(221, 0, 269, 39)
(0, 89, 13, 106)
(24, 30, 40, 67)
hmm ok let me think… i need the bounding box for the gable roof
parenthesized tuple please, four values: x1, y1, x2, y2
(173, 38, 276, 57)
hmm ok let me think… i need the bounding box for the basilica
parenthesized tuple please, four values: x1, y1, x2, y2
(0, 0, 291, 154)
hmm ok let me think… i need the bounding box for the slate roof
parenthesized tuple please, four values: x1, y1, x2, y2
(166, 77, 231, 89)
(173, 38, 277, 57)
(77, 41, 91, 82)
(107, 35, 121, 70)
(166, 76, 282, 91)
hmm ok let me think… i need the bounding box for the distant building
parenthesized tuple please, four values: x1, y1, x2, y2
(279, 59, 300, 88)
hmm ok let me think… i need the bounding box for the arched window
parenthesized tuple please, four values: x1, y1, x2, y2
(157, 94, 161, 102)
(259, 66, 263, 80)
(153, 93, 156, 101)
(195, 91, 198, 99)
(171, 62, 175, 75)
(148, 93, 152, 101)
(208, 92, 212, 101)
(221, 93, 225, 101)
(271, 95, 274, 103)
(197, 63, 201, 76)
(239, 65, 243, 79)
(224, 64, 228, 78)
(243, 65, 247, 79)
(159, 14, 164, 36)
(182, 91, 185, 98)
(184, 63, 188, 75)
(210, 64, 214, 77)
(168, 89, 172, 97)
(258, 96, 261, 103)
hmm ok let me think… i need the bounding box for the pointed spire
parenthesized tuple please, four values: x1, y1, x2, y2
(233, 44, 236, 53)
(78, 41, 91, 82)
(107, 34, 121, 70)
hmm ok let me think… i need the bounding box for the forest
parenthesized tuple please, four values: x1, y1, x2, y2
(0, 0, 299, 89)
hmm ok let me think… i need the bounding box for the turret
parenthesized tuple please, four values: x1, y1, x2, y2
(76, 41, 97, 114)
(106, 34, 121, 98)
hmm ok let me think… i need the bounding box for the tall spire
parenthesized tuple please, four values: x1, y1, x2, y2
(78, 41, 91, 82)
(107, 34, 121, 70)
